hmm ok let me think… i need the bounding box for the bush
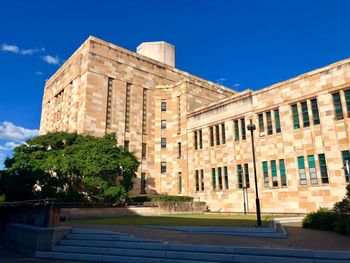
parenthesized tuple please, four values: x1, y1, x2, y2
(302, 207, 336, 231)
(129, 195, 193, 204)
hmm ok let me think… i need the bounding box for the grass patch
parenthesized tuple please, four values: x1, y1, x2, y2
(68, 214, 270, 227)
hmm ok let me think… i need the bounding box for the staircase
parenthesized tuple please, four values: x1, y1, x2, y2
(35, 228, 350, 262)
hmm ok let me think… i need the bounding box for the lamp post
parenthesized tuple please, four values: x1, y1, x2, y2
(247, 119, 262, 227)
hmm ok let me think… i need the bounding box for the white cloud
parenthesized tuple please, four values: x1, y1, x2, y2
(232, 83, 241, 88)
(1, 43, 44, 55)
(35, 71, 44, 75)
(42, 55, 60, 65)
(4, 142, 21, 150)
(0, 122, 39, 142)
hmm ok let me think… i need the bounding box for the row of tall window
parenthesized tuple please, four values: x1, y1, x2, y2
(262, 159, 287, 187)
(258, 109, 281, 136)
(292, 98, 320, 129)
(297, 154, 329, 185)
(209, 123, 226, 147)
(332, 89, 350, 120)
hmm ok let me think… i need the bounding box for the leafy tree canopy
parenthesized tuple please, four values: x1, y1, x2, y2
(0, 132, 139, 203)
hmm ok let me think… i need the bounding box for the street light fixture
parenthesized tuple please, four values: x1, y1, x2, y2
(247, 119, 262, 227)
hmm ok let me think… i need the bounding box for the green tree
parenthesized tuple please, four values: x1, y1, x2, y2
(0, 132, 139, 204)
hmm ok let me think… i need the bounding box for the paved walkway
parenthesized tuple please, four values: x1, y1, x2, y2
(61, 221, 350, 251)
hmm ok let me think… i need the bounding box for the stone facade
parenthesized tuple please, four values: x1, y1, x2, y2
(40, 36, 350, 213)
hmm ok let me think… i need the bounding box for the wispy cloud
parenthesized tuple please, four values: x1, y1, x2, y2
(216, 78, 227, 85)
(42, 55, 60, 65)
(35, 71, 44, 75)
(1, 43, 45, 55)
(0, 121, 38, 142)
(232, 83, 241, 88)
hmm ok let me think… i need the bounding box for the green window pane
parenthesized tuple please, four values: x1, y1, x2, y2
(210, 127, 214, 146)
(318, 154, 329, 184)
(332, 92, 343, 120)
(341, 150, 350, 182)
(279, 159, 287, 186)
(221, 123, 226, 144)
(266, 111, 273, 135)
(200, 170, 204, 191)
(307, 155, 317, 185)
(179, 173, 182, 193)
(218, 167, 223, 190)
(274, 109, 281, 133)
(258, 113, 264, 133)
(212, 168, 216, 190)
(345, 89, 350, 118)
(224, 166, 229, 189)
(301, 101, 310, 127)
(262, 161, 269, 187)
(234, 120, 239, 141)
(244, 163, 250, 188)
(310, 99, 320, 125)
(297, 156, 307, 185)
(292, 104, 300, 129)
(237, 165, 243, 189)
(241, 118, 246, 140)
(271, 160, 278, 187)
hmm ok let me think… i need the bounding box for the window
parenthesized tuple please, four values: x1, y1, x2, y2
(332, 92, 343, 120)
(200, 169, 204, 191)
(241, 119, 246, 140)
(274, 109, 281, 133)
(244, 164, 250, 188)
(271, 160, 278, 187)
(341, 150, 350, 182)
(307, 155, 317, 185)
(124, 140, 129, 151)
(237, 165, 243, 189)
(234, 120, 239, 141)
(266, 111, 273, 135)
(161, 138, 167, 148)
(224, 166, 229, 189)
(142, 143, 147, 158)
(301, 101, 310, 127)
(199, 129, 203, 149)
(292, 104, 300, 129)
(142, 88, 147, 134)
(279, 159, 287, 186)
(298, 156, 307, 185)
(210, 127, 214, 146)
(161, 162, 166, 173)
(194, 131, 198, 150)
(161, 101, 167, 111)
(258, 113, 264, 134)
(141, 173, 146, 194)
(106, 78, 114, 129)
(125, 83, 131, 131)
(318, 154, 329, 184)
(310, 99, 320, 125)
(262, 161, 269, 187)
(161, 120, 167, 129)
(221, 123, 226, 144)
(215, 125, 220, 145)
(211, 168, 216, 190)
(195, 170, 200, 192)
(179, 172, 182, 193)
(178, 142, 181, 158)
(218, 167, 223, 190)
(345, 89, 350, 117)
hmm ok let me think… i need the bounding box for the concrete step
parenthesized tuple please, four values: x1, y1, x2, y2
(52, 245, 234, 262)
(72, 228, 131, 236)
(65, 233, 162, 242)
(35, 251, 217, 263)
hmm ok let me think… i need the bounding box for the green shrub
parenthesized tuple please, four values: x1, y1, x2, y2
(334, 215, 350, 235)
(0, 194, 5, 202)
(129, 195, 193, 204)
(302, 207, 336, 231)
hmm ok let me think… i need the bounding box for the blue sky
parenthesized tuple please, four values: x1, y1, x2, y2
(1, 0, 350, 168)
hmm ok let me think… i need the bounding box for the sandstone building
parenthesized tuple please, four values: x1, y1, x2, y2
(40, 36, 350, 213)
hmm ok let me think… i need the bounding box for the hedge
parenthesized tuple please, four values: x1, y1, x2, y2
(129, 195, 194, 203)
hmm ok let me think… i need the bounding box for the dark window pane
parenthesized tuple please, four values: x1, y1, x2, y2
(237, 165, 243, 189)
(218, 167, 223, 190)
(221, 123, 226, 144)
(210, 127, 214, 146)
(241, 118, 246, 140)
(262, 161, 269, 187)
(332, 92, 343, 120)
(244, 163, 250, 188)
(224, 166, 229, 189)
(345, 89, 350, 118)
(279, 159, 287, 186)
(274, 109, 281, 133)
(258, 113, 264, 134)
(215, 125, 220, 145)
(212, 168, 216, 190)
(310, 99, 320, 125)
(301, 101, 310, 127)
(234, 120, 239, 141)
(292, 104, 300, 129)
(318, 154, 329, 184)
(341, 150, 350, 182)
(266, 111, 273, 135)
